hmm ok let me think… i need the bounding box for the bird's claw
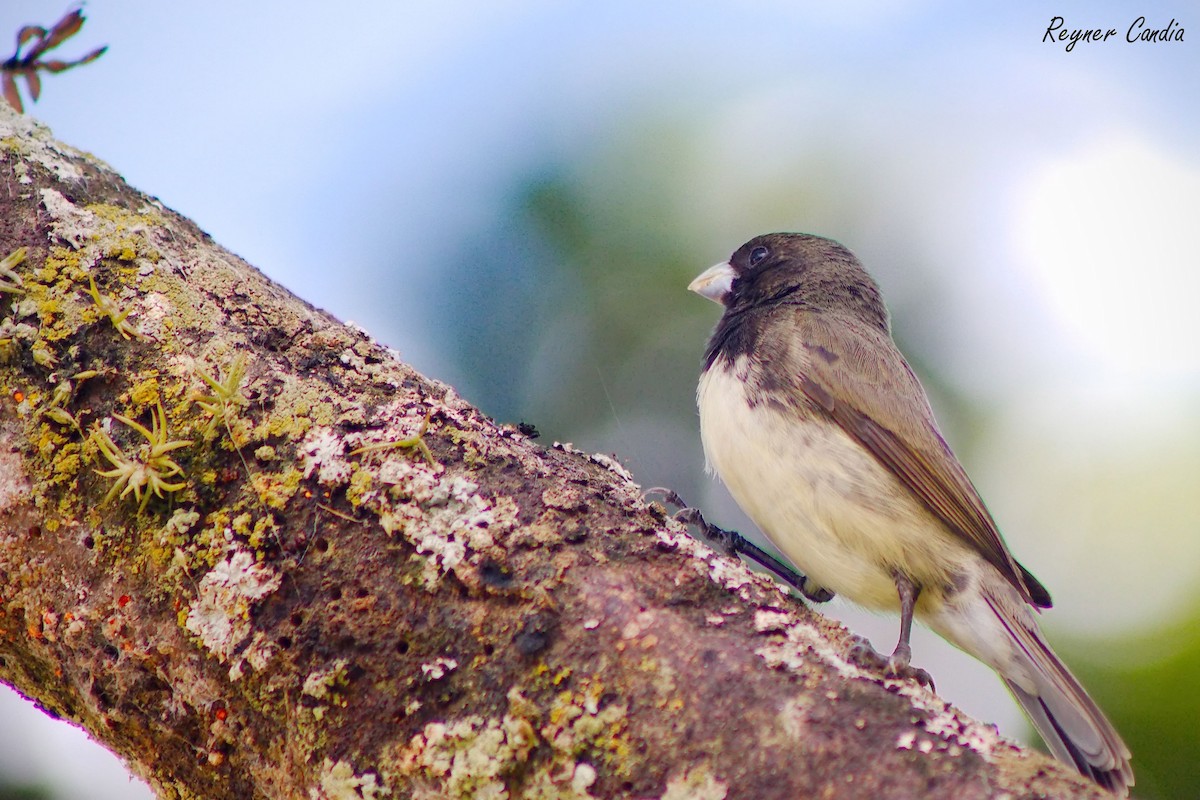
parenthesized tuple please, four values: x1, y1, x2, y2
(846, 635, 935, 690)
(646, 487, 686, 511)
(798, 580, 835, 604)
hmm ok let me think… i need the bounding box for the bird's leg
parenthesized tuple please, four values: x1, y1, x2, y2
(646, 488, 834, 603)
(844, 573, 934, 689)
(891, 572, 919, 670)
(886, 574, 934, 688)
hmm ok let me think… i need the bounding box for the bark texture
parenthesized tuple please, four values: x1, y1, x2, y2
(0, 103, 1112, 799)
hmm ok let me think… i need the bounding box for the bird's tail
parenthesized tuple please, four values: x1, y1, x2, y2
(983, 592, 1134, 796)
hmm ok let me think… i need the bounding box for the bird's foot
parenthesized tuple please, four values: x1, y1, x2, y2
(645, 488, 834, 604)
(845, 634, 935, 690)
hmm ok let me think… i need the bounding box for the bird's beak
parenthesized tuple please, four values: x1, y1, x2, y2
(688, 261, 735, 305)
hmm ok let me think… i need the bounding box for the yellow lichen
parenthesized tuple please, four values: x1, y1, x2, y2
(251, 468, 303, 510)
(221, 511, 278, 551)
(85, 202, 163, 263)
(443, 426, 482, 466)
(543, 681, 629, 766)
(230, 512, 254, 537)
(246, 515, 278, 550)
(48, 445, 81, 487)
(256, 379, 314, 440)
(105, 244, 137, 262)
(128, 376, 160, 407)
(346, 469, 374, 508)
(310, 400, 336, 427)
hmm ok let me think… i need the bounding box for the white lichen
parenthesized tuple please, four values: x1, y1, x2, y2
(228, 631, 278, 681)
(0, 108, 86, 183)
(135, 291, 172, 339)
(338, 347, 366, 372)
(39, 188, 95, 248)
(920, 704, 1004, 756)
(398, 705, 538, 800)
(660, 764, 728, 800)
(311, 758, 389, 800)
(184, 549, 282, 661)
(377, 457, 442, 503)
(707, 558, 752, 593)
(160, 508, 200, 542)
(752, 609, 791, 634)
(0, 448, 31, 513)
(752, 608, 1010, 767)
(300, 427, 354, 485)
(420, 657, 458, 681)
(303, 658, 350, 701)
(378, 468, 514, 588)
(755, 615, 859, 677)
(588, 451, 635, 483)
(523, 761, 598, 798)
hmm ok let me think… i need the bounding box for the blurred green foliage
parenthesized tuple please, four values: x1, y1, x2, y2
(0, 781, 52, 800)
(1068, 614, 1200, 799)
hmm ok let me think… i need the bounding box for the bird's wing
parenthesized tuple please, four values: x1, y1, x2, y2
(792, 312, 1051, 608)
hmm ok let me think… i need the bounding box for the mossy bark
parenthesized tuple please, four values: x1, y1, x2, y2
(0, 104, 1111, 800)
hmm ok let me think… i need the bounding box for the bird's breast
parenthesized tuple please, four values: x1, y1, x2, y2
(696, 357, 970, 610)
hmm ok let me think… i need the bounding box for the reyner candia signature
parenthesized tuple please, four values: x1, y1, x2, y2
(1044, 16, 1184, 52)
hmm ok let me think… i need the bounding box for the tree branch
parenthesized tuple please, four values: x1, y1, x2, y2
(0, 103, 1110, 800)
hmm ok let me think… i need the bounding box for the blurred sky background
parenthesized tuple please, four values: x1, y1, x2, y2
(1, 1, 1197, 798)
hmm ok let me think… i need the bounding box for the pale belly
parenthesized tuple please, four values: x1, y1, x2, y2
(697, 363, 971, 612)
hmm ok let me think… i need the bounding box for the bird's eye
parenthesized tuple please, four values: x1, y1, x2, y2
(749, 246, 769, 266)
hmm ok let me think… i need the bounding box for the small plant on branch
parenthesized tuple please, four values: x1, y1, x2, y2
(92, 402, 193, 513)
(2, 9, 106, 113)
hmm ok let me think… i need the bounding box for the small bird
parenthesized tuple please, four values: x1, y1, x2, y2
(689, 232, 1133, 795)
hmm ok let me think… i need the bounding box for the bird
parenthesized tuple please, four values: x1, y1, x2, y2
(688, 232, 1133, 795)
